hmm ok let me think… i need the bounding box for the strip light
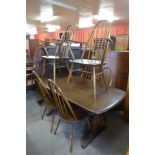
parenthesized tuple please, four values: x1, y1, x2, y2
(46, 24, 60, 32)
(94, 9, 119, 22)
(78, 16, 94, 28)
(26, 24, 37, 35)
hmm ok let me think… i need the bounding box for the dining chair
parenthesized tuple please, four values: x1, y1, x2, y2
(33, 71, 56, 132)
(48, 79, 90, 153)
(67, 20, 112, 96)
(55, 24, 75, 60)
(41, 24, 76, 79)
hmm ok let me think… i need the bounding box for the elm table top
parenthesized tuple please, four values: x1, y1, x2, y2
(49, 76, 126, 114)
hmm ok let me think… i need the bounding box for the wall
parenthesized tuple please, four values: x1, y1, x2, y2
(35, 22, 129, 42)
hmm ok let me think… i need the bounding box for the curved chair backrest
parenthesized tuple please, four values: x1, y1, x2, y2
(33, 71, 54, 107)
(56, 24, 75, 59)
(81, 20, 111, 65)
(48, 79, 77, 121)
(61, 24, 75, 41)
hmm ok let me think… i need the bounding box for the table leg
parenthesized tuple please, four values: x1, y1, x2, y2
(80, 114, 107, 149)
(93, 66, 96, 101)
(53, 60, 56, 82)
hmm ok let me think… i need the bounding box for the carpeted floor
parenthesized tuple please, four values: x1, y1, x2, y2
(26, 90, 129, 155)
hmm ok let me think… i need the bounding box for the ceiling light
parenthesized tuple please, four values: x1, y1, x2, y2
(38, 16, 58, 23)
(94, 9, 119, 23)
(26, 24, 37, 35)
(78, 17, 94, 28)
(36, 6, 55, 22)
(46, 0, 77, 11)
(46, 24, 60, 32)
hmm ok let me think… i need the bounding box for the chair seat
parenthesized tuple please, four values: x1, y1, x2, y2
(70, 59, 106, 66)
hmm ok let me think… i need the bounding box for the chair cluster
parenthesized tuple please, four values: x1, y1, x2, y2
(33, 71, 90, 153)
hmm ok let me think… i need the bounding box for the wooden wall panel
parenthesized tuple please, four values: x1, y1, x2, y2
(124, 83, 129, 121)
(29, 39, 40, 58)
(105, 51, 129, 91)
(105, 51, 129, 110)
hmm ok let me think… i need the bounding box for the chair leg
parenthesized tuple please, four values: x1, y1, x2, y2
(70, 124, 76, 153)
(102, 74, 108, 91)
(54, 118, 61, 135)
(67, 63, 73, 83)
(42, 107, 47, 120)
(51, 109, 55, 133)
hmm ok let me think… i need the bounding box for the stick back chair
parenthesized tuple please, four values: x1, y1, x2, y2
(48, 79, 90, 153)
(55, 24, 75, 59)
(33, 71, 56, 132)
(41, 24, 76, 79)
(68, 20, 112, 90)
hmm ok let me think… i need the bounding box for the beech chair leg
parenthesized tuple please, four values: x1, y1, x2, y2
(54, 118, 61, 135)
(102, 74, 108, 91)
(67, 64, 73, 83)
(51, 109, 55, 133)
(42, 107, 47, 120)
(70, 124, 76, 153)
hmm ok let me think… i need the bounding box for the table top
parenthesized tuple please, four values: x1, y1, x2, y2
(69, 59, 106, 66)
(42, 55, 69, 60)
(48, 76, 126, 114)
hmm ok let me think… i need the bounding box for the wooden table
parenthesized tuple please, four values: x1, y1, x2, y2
(49, 76, 126, 148)
(56, 76, 125, 114)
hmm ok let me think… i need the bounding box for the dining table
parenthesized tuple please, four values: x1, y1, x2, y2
(46, 76, 126, 148)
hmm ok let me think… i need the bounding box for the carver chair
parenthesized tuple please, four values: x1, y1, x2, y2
(55, 24, 75, 59)
(67, 21, 112, 100)
(41, 24, 76, 80)
(48, 79, 90, 153)
(33, 71, 56, 132)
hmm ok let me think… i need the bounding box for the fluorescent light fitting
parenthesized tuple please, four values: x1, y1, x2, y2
(78, 17, 94, 28)
(39, 16, 57, 22)
(36, 6, 55, 22)
(46, 0, 77, 11)
(94, 9, 119, 23)
(26, 24, 37, 35)
(46, 24, 60, 32)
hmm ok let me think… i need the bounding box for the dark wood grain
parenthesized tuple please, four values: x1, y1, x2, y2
(29, 39, 40, 58)
(50, 77, 126, 114)
(105, 51, 129, 110)
(105, 51, 129, 91)
(124, 82, 129, 121)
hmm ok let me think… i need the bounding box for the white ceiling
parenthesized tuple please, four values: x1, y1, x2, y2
(26, 0, 129, 34)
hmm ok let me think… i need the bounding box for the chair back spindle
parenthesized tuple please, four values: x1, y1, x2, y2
(48, 79, 77, 121)
(81, 20, 111, 64)
(33, 71, 54, 107)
